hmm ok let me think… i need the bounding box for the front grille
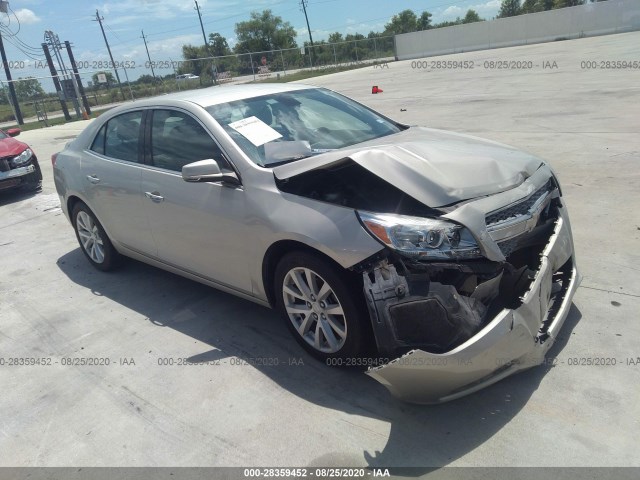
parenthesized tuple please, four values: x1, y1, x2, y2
(486, 179, 555, 227)
(496, 237, 521, 257)
(486, 178, 559, 257)
(0, 158, 10, 172)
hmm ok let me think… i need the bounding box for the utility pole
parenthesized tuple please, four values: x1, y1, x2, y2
(300, 0, 314, 67)
(194, 1, 208, 56)
(141, 30, 156, 82)
(65, 41, 91, 117)
(0, 31, 23, 124)
(94, 10, 126, 101)
(194, 1, 217, 85)
(42, 43, 71, 121)
(45, 31, 82, 119)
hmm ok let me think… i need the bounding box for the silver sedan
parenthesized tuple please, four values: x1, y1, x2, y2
(53, 83, 580, 403)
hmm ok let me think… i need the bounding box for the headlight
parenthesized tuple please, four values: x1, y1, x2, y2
(358, 211, 482, 260)
(11, 148, 33, 167)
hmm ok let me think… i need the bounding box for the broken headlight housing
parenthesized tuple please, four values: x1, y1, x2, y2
(11, 148, 33, 167)
(358, 211, 482, 260)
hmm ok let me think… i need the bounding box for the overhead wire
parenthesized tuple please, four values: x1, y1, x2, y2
(0, 5, 46, 61)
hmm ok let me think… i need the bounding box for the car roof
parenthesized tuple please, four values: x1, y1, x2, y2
(126, 83, 316, 109)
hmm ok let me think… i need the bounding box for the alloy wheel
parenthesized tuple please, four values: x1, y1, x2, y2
(282, 267, 347, 354)
(76, 211, 105, 264)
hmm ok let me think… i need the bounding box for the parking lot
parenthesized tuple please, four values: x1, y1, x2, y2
(1, 31, 639, 468)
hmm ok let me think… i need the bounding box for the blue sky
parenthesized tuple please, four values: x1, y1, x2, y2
(1, 0, 501, 83)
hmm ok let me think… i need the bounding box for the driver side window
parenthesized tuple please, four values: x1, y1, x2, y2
(150, 109, 226, 172)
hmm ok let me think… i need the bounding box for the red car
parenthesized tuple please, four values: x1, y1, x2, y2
(0, 128, 42, 192)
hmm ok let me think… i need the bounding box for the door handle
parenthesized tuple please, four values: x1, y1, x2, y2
(145, 191, 165, 203)
(86, 175, 100, 184)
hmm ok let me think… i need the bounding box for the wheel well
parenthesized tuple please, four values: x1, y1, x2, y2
(262, 240, 359, 308)
(67, 196, 83, 219)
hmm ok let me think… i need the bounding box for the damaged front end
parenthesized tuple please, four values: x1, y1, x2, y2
(356, 168, 580, 404)
(275, 150, 579, 403)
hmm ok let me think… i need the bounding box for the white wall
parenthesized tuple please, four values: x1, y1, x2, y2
(395, 0, 640, 60)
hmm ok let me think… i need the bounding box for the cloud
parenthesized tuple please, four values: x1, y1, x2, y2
(13, 8, 41, 24)
(437, 0, 501, 21)
(95, 0, 258, 22)
(442, 6, 464, 17)
(145, 33, 202, 57)
(345, 22, 385, 34)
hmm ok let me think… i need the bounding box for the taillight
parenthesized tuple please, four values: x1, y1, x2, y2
(51, 152, 58, 167)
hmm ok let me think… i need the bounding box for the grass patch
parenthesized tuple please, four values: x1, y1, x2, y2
(2, 114, 95, 132)
(254, 62, 379, 83)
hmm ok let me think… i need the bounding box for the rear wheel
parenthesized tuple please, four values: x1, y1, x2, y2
(274, 251, 370, 362)
(72, 202, 120, 271)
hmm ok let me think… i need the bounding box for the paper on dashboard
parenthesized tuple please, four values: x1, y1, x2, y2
(228, 116, 282, 146)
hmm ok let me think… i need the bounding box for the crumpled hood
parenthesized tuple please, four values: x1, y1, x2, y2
(0, 137, 29, 158)
(273, 127, 544, 207)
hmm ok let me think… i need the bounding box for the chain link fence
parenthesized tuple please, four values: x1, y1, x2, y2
(0, 36, 395, 127)
(156, 35, 395, 84)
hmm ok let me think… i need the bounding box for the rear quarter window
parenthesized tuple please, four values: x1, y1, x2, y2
(90, 111, 143, 163)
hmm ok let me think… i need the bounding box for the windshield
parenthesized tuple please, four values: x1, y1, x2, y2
(205, 88, 402, 167)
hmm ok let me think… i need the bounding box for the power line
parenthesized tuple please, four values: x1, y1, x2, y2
(142, 1, 293, 39)
(3, 36, 45, 60)
(105, 23, 126, 45)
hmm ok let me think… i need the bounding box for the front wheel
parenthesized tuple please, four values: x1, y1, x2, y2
(72, 202, 120, 271)
(274, 251, 371, 362)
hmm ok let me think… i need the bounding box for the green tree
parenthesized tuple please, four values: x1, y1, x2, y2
(462, 9, 483, 23)
(91, 71, 115, 87)
(385, 9, 418, 34)
(418, 11, 433, 30)
(328, 32, 344, 44)
(14, 77, 45, 101)
(498, 0, 521, 17)
(522, 0, 544, 12)
(136, 74, 156, 84)
(433, 18, 462, 28)
(234, 10, 297, 53)
(181, 44, 208, 75)
(553, 0, 584, 7)
(181, 44, 221, 82)
(208, 32, 231, 57)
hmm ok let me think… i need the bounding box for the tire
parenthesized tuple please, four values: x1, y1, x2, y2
(72, 202, 120, 271)
(21, 158, 43, 192)
(274, 251, 371, 362)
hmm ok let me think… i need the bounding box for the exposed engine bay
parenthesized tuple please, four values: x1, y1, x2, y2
(276, 159, 440, 217)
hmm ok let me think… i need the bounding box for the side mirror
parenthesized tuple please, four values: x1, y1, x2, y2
(6, 128, 20, 137)
(182, 159, 240, 186)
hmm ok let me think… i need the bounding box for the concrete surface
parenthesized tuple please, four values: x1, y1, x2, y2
(0, 32, 639, 468)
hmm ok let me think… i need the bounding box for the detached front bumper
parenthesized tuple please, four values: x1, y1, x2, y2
(365, 206, 580, 404)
